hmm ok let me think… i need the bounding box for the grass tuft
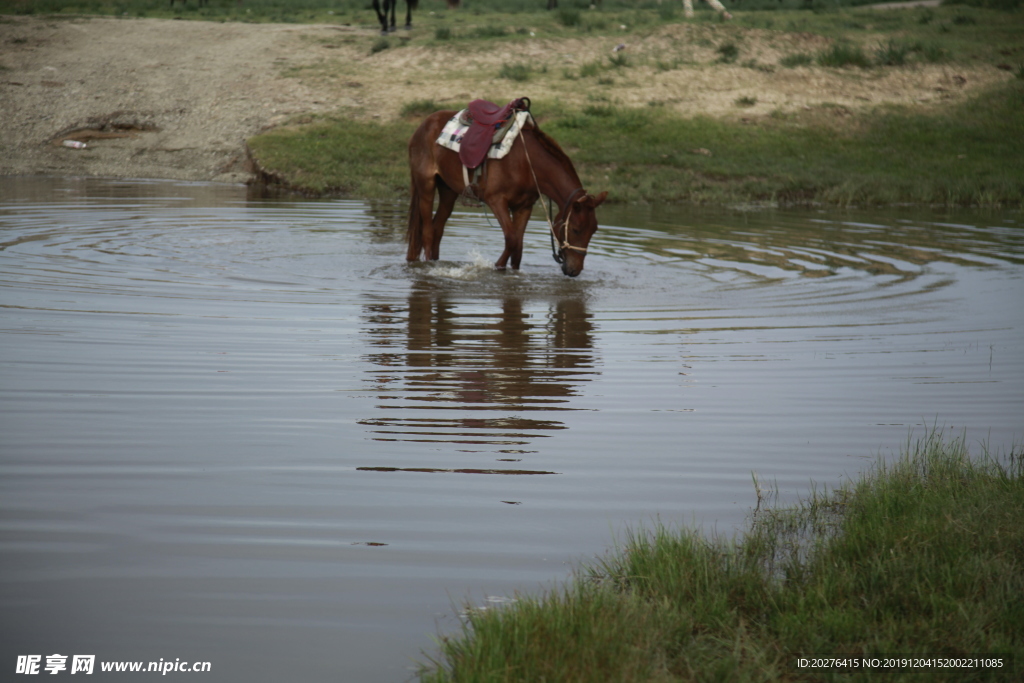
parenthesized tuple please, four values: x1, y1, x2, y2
(498, 62, 532, 82)
(420, 429, 1024, 682)
(716, 41, 740, 63)
(557, 7, 581, 28)
(780, 52, 814, 67)
(399, 99, 449, 118)
(876, 39, 910, 66)
(817, 41, 871, 67)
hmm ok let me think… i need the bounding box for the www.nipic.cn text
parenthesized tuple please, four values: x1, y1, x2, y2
(16, 655, 212, 675)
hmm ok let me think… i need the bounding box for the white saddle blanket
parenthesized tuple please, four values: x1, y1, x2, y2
(436, 109, 532, 161)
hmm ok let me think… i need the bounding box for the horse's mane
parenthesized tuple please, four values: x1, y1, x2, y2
(528, 124, 576, 172)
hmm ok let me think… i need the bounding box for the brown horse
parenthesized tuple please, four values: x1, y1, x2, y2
(406, 110, 607, 277)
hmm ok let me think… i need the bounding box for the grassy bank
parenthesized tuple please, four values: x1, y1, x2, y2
(249, 80, 1024, 206)
(419, 430, 1023, 682)
(8, 0, 1022, 206)
(240, 0, 1024, 207)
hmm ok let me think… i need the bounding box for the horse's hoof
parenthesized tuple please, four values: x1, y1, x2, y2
(403, 24, 413, 30)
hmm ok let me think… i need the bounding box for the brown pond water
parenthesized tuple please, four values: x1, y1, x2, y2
(2, 177, 1022, 681)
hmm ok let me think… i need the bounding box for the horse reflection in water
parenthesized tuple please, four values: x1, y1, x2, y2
(360, 286, 597, 450)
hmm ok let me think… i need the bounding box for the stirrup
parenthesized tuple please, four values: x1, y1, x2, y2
(459, 165, 484, 206)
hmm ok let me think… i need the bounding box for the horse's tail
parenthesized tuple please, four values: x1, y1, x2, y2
(406, 181, 423, 262)
(409, 0, 420, 9)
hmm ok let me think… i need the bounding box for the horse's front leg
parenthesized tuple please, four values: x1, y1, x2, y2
(403, 0, 414, 29)
(372, 0, 388, 34)
(493, 203, 533, 271)
(507, 205, 534, 270)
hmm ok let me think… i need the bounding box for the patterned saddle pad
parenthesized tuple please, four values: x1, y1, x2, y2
(436, 109, 532, 168)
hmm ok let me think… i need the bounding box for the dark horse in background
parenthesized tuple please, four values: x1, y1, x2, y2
(406, 104, 607, 277)
(373, 0, 460, 35)
(372, 0, 416, 34)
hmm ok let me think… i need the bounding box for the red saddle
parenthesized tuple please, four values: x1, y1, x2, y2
(458, 97, 530, 170)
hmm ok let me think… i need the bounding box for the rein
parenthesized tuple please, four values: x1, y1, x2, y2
(518, 127, 588, 265)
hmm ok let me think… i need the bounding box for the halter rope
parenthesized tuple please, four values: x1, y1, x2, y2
(517, 126, 588, 265)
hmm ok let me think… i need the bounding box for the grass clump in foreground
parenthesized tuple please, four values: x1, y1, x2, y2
(419, 430, 1024, 682)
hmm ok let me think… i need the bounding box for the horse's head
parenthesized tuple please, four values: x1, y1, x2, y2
(555, 190, 607, 277)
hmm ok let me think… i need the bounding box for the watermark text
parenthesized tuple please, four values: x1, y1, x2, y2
(16, 655, 211, 675)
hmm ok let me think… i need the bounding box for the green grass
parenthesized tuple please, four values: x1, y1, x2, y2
(716, 41, 741, 64)
(419, 429, 1024, 682)
(498, 62, 533, 82)
(780, 52, 814, 67)
(247, 81, 1024, 207)
(563, 82, 1023, 206)
(817, 42, 872, 68)
(246, 113, 413, 197)
(562, 80, 1024, 206)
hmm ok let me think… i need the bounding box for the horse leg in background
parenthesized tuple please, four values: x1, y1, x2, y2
(683, 0, 732, 19)
(707, 0, 732, 20)
(371, 0, 389, 34)
(403, 0, 419, 30)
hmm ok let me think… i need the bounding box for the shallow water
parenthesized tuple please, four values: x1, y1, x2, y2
(1, 177, 1021, 681)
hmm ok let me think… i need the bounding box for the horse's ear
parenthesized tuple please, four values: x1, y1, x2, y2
(581, 191, 608, 208)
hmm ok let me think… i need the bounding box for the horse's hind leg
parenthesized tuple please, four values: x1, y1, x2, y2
(407, 164, 437, 261)
(429, 184, 457, 260)
(407, 180, 435, 261)
(403, 0, 414, 29)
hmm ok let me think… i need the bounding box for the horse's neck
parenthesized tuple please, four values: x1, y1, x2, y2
(528, 133, 582, 207)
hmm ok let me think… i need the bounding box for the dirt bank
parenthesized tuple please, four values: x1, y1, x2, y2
(0, 13, 1007, 185)
(0, 16, 360, 183)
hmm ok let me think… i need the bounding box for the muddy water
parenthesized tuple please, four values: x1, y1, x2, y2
(2, 177, 1022, 681)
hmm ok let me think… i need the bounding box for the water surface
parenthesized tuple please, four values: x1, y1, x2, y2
(2, 177, 1021, 681)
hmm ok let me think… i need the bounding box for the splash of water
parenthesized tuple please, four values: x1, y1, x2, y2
(427, 250, 498, 280)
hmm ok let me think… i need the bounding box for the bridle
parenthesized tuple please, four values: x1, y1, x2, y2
(547, 188, 588, 265)
(518, 127, 589, 266)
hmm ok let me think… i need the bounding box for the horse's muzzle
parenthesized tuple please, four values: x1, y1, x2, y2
(561, 262, 582, 277)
